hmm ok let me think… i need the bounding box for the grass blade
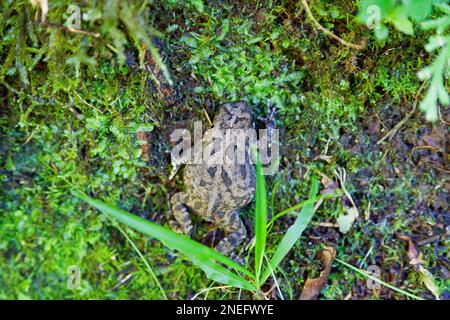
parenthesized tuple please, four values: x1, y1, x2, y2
(190, 256, 255, 291)
(106, 214, 168, 299)
(73, 190, 256, 291)
(335, 258, 424, 300)
(254, 155, 268, 284)
(260, 177, 319, 284)
(267, 190, 342, 232)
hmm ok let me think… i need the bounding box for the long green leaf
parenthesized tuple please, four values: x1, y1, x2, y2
(267, 189, 343, 231)
(335, 258, 424, 300)
(254, 155, 267, 284)
(260, 177, 319, 284)
(73, 190, 255, 291)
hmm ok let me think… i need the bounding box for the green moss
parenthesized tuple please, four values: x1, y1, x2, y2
(1, 0, 447, 299)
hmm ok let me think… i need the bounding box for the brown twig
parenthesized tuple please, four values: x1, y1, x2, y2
(437, 104, 450, 125)
(20, 127, 38, 147)
(417, 235, 440, 246)
(300, 0, 365, 50)
(377, 81, 428, 145)
(108, 272, 134, 291)
(312, 221, 339, 228)
(203, 107, 213, 127)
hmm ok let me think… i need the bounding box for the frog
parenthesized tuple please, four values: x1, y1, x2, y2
(169, 101, 257, 262)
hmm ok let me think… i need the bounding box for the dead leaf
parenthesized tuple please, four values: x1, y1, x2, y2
(337, 207, 358, 234)
(397, 234, 422, 265)
(398, 234, 440, 299)
(136, 131, 150, 161)
(364, 201, 371, 221)
(333, 167, 359, 233)
(300, 246, 336, 300)
(419, 266, 440, 300)
(320, 174, 339, 196)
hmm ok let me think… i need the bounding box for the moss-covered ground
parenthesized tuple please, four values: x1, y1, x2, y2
(0, 0, 448, 299)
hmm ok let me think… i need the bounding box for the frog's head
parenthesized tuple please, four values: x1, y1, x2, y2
(215, 101, 253, 129)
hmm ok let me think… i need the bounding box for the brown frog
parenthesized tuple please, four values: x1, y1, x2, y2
(170, 102, 256, 262)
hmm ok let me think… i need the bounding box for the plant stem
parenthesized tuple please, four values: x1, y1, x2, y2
(106, 215, 168, 300)
(335, 258, 424, 300)
(300, 0, 365, 50)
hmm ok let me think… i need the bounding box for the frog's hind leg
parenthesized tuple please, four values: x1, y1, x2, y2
(169, 192, 193, 236)
(213, 211, 247, 263)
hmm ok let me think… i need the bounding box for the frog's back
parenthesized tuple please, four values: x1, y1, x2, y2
(183, 162, 255, 216)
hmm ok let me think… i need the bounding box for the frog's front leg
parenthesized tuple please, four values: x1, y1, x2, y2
(212, 211, 247, 262)
(169, 192, 193, 236)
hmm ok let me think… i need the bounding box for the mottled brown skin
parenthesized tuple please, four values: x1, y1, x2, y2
(170, 102, 256, 262)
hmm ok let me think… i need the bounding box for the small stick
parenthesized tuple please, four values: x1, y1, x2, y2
(20, 127, 38, 146)
(417, 235, 440, 246)
(203, 107, 213, 127)
(108, 272, 133, 291)
(438, 105, 450, 125)
(333, 167, 359, 216)
(300, 0, 365, 50)
(411, 145, 442, 155)
(312, 221, 339, 228)
(73, 91, 103, 113)
(377, 81, 428, 145)
(33, 20, 100, 38)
